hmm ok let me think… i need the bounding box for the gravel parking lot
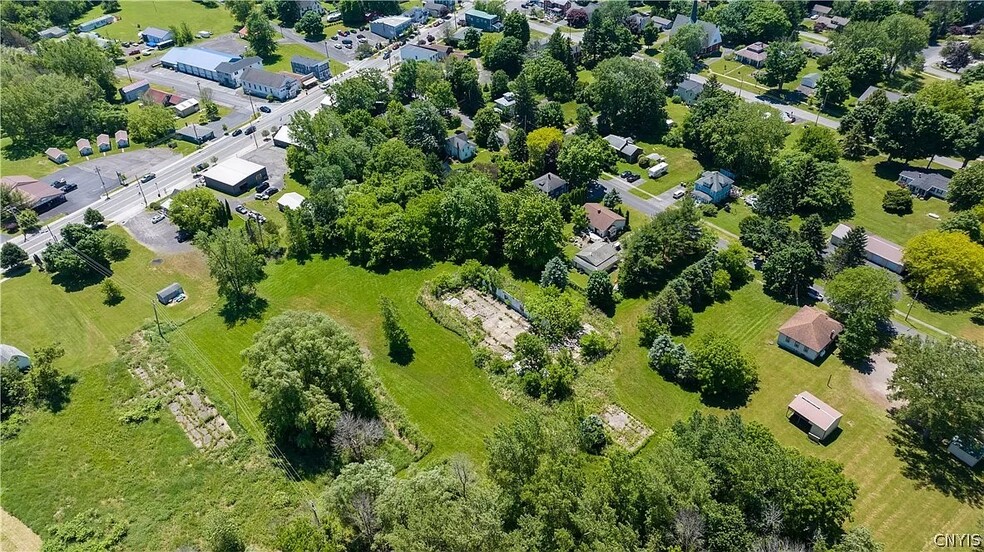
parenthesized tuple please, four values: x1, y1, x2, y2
(121, 209, 195, 255)
(244, 146, 290, 190)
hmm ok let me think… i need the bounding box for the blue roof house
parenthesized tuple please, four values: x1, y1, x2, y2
(140, 27, 174, 47)
(465, 9, 502, 31)
(691, 170, 735, 205)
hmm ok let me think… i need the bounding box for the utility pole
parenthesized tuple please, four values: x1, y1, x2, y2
(152, 300, 164, 337)
(94, 166, 110, 200)
(815, 88, 829, 125)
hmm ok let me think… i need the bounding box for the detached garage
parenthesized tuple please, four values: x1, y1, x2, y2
(157, 283, 185, 304)
(201, 158, 268, 195)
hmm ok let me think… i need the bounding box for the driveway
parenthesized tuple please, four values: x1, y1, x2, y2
(120, 209, 195, 255)
(598, 174, 683, 217)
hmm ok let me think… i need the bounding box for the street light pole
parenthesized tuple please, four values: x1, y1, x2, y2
(94, 166, 110, 200)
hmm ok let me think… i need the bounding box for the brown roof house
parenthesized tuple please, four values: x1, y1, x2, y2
(0, 175, 65, 211)
(584, 203, 626, 240)
(778, 306, 844, 362)
(734, 42, 768, 68)
(787, 391, 842, 441)
(45, 147, 68, 164)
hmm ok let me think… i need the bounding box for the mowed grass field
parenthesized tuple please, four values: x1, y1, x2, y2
(73, 0, 239, 42)
(263, 42, 349, 77)
(607, 282, 982, 550)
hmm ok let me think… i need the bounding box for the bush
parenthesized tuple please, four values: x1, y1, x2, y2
(663, 126, 684, 147)
(670, 95, 683, 104)
(579, 332, 611, 361)
(578, 414, 607, 453)
(882, 188, 913, 214)
(102, 280, 124, 305)
(639, 156, 652, 168)
(971, 305, 984, 325)
(637, 314, 668, 347)
(700, 203, 719, 217)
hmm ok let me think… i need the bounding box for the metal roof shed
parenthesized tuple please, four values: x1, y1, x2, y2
(787, 391, 842, 441)
(156, 283, 184, 304)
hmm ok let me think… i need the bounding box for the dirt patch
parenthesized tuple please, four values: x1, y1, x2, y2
(852, 351, 903, 411)
(125, 332, 234, 451)
(600, 404, 653, 452)
(443, 288, 531, 356)
(1, 508, 41, 552)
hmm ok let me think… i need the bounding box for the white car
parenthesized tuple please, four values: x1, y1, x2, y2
(672, 189, 686, 200)
(151, 212, 166, 224)
(744, 194, 759, 207)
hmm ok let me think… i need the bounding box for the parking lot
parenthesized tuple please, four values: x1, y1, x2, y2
(121, 209, 195, 255)
(38, 149, 180, 222)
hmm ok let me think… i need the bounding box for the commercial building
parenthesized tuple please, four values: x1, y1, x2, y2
(161, 47, 262, 87)
(273, 125, 298, 148)
(0, 175, 65, 211)
(370, 16, 413, 39)
(214, 56, 264, 87)
(172, 98, 200, 117)
(830, 224, 904, 274)
(464, 9, 502, 31)
(290, 55, 332, 81)
(201, 158, 268, 195)
(787, 391, 842, 442)
(175, 124, 215, 145)
(119, 79, 150, 103)
(241, 68, 300, 101)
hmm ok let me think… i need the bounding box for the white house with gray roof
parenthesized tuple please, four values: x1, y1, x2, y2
(241, 68, 300, 101)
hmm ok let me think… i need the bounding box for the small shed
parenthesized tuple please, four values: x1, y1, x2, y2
(787, 391, 842, 441)
(948, 435, 983, 468)
(156, 283, 185, 304)
(46, 148, 68, 164)
(97, 134, 111, 152)
(77, 138, 93, 156)
(0, 344, 31, 371)
(277, 191, 306, 211)
(115, 130, 129, 148)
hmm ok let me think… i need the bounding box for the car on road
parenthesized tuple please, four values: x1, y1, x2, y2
(193, 162, 209, 172)
(141, 173, 156, 183)
(141, 48, 154, 56)
(232, 128, 243, 136)
(383, 51, 391, 59)
(244, 125, 256, 134)
(235, 204, 248, 214)
(62, 183, 77, 192)
(52, 178, 67, 189)
(620, 170, 640, 183)
(258, 106, 271, 113)
(672, 189, 686, 200)
(807, 287, 825, 302)
(151, 212, 166, 224)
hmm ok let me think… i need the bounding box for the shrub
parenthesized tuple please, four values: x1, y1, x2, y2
(882, 188, 913, 214)
(579, 332, 611, 361)
(578, 414, 607, 453)
(102, 280, 124, 305)
(700, 203, 719, 217)
(971, 305, 984, 325)
(639, 156, 652, 168)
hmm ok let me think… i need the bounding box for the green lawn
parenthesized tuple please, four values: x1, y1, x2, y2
(1, 137, 147, 179)
(72, 1, 239, 42)
(607, 282, 982, 551)
(264, 42, 348, 76)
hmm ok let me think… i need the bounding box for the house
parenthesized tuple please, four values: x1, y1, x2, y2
(857, 85, 904, 104)
(119, 79, 150, 103)
(175, 124, 215, 145)
(420, 43, 453, 59)
(277, 192, 306, 211)
(401, 43, 445, 62)
(948, 436, 983, 468)
(811, 4, 832, 17)
(787, 391, 843, 441)
(814, 15, 849, 31)
(370, 16, 413, 39)
(404, 6, 430, 24)
(494, 92, 516, 116)
(626, 13, 650, 34)
(143, 88, 186, 106)
(796, 73, 820, 96)
(669, 7, 722, 57)
(544, 0, 571, 16)
(830, 224, 904, 274)
(0, 176, 65, 210)
(898, 170, 950, 200)
(96, 134, 111, 152)
(241, 68, 300, 101)
(734, 42, 768, 68)
(573, 241, 620, 273)
(424, 0, 450, 17)
(38, 26, 67, 40)
(465, 9, 502, 32)
(201, 158, 268, 195)
(446, 131, 477, 161)
(604, 134, 642, 163)
(115, 130, 129, 148)
(77, 14, 115, 32)
(691, 170, 735, 205)
(45, 148, 68, 164)
(673, 78, 704, 105)
(273, 125, 298, 148)
(77, 138, 93, 156)
(78, 31, 111, 49)
(297, 0, 325, 14)
(778, 306, 843, 362)
(434, 0, 456, 7)
(0, 344, 31, 371)
(651, 16, 673, 30)
(532, 173, 568, 198)
(139, 27, 174, 47)
(801, 42, 830, 57)
(584, 203, 626, 239)
(172, 98, 200, 117)
(161, 47, 262, 87)
(156, 283, 185, 304)
(290, 55, 331, 81)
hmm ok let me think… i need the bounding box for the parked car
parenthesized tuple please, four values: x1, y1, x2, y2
(383, 51, 391, 59)
(141, 173, 156, 183)
(264, 187, 279, 196)
(356, 33, 365, 38)
(342, 38, 353, 44)
(194, 162, 209, 172)
(345, 43, 353, 49)
(151, 212, 166, 224)
(52, 178, 67, 189)
(620, 170, 640, 183)
(235, 204, 248, 214)
(254, 192, 268, 200)
(244, 125, 256, 135)
(62, 183, 77, 192)
(258, 106, 271, 113)
(334, 43, 343, 49)
(744, 194, 758, 207)
(672, 189, 686, 200)
(807, 287, 825, 302)
(256, 182, 270, 193)
(232, 128, 243, 136)
(331, 35, 339, 40)
(141, 48, 154, 56)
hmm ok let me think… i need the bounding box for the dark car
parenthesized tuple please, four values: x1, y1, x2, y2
(62, 183, 77, 192)
(264, 187, 279, 196)
(258, 106, 271, 113)
(244, 125, 256, 135)
(256, 181, 270, 193)
(620, 171, 640, 183)
(52, 178, 67, 189)
(232, 128, 243, 136)
(235, 204, 248, 214)
(194, 162, 209, 172)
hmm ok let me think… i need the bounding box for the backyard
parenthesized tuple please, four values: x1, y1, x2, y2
(71, 1, 239, 42)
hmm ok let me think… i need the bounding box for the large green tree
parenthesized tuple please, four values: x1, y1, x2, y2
(903, 230, 984, 303)
(245, 10, 278, 59)
(826, 267, 897, 361)
(199, 227, 266, 305)
(880, 13, 930, 76)
(502, 10, 530, 45)
(502, 189, 564, 272)
(590, 57, 667, 138)
(557, 134, 616, 188)
(168, 188, 224, 236)
(692, 334, 759, 402)
(619, 201, 713, 295)
(947, 162, 984, 211)
(128, 103, 175, 143)
(760, 41, 807, 93)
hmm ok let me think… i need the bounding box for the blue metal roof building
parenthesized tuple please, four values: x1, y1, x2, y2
(160, 47, 258, 86)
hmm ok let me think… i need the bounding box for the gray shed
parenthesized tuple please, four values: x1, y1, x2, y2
(157, 283, 184, 304)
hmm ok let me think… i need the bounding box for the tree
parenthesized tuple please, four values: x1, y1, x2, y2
(882, 188, 913, 214)
(903, 230, 984, 302)
(717, 243, 752, 288)
(83, 208, 104, 228)
(942, 40, 972, 71)
(400, 100, 447, 156)
(15, 210, 39, 240)
(225, 0, 253, 25)
(948, 163, 984, 211)
(295, 10, 324, 39)
(0, 242, 28, 271)
(503, 10, 530, 45)
(200, 227, 266, 305)
(380, 296, 412, 363)
(26, 344, 68, 411)
(796, 125, 841, 162)
(691, 334, 759, 401)
(831, 527, 884, 552)
(557, 135, 616, 188)
(829, 225, 868, 274)
(590, 57, 668, 138)
(526, 127, 564, 174)
(502, 189, 564, 272)
(761, 41, 807, 93)
(522, 56, 574, 101)
(275, 0, 301, 26)
(242, 310, 373, 448)
(874, 97, 939, 162)
(888, 336, 984, 443)
(511, 72, 537, 131)
(917, 80, 974, 121)
(245, 10, 277, 59)
(578, 414, 607, 453)
(574, 104, 596, 137)
(717, 0, 792, 44)
(880, 14, 930, 76)
(169, 188, 224, 236)
(814, 67, 851, 109)
(484, 36, 525, 77)
(392, 59, 419, 103)
(127, 103, 175, 143)
(940, 211, 984, 244)
(515, 332, 549, 374)
(525, 286, 584, 344)
(546, 30, 576, 76)
(660, 46, 693, 88)
(461, 27, 481, 50)
(762, 242, 820, 302)
(619, 202, 713, 295)
(581, 8, 637, 66)
(586, 270, 614, 310)
(826, 266, 897, 359)
(101, 279, 124, 305)
(37, 35, 117, 98)
(566, 8, 588, 28)
(668, 23, 707, 60)
(535, 101, 565, 131)
(490, 70, 510, 100)
(508, 127, 528, 162)
(472, 106, 501, 148)
(427, 80, 456, 117)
